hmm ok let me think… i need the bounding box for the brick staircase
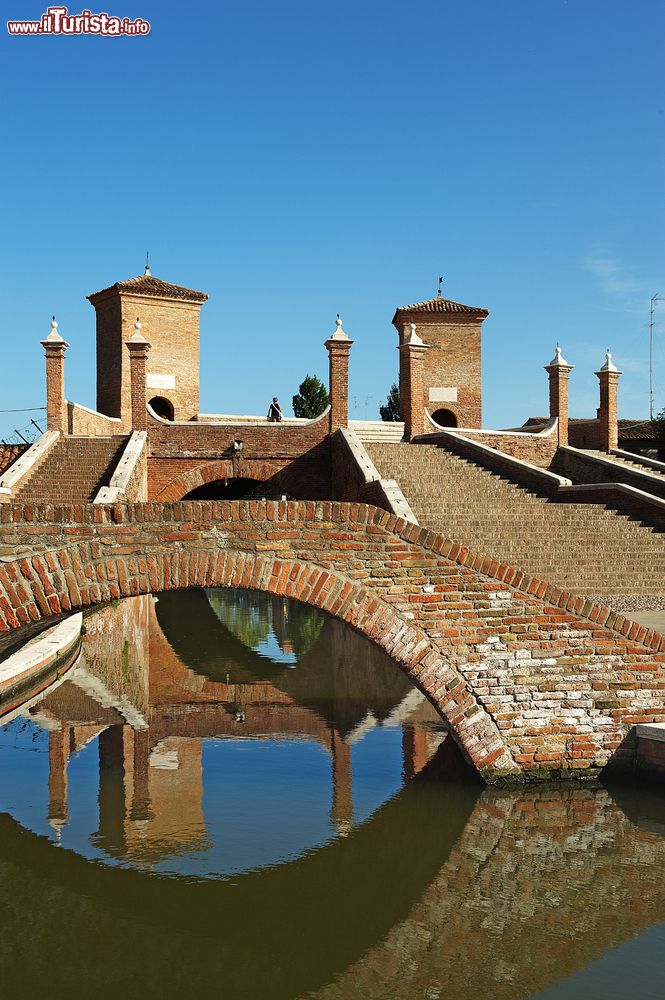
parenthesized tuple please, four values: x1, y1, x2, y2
(365, 442, 665, 595)
(15, 435, 129, 502)
(585, 450, 665, 481)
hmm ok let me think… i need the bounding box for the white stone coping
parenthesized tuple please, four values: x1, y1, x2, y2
(337, 427, 383, 485)
(67, 400, 122, 423)
(376, 478, 418, 523)
(611, 448, 665, 474)
(562, 446, 665, 489)
(0, 430, 60, 492)
(636, 723, 665, 744)
(199, 413, 311, 425)
(149, 405, 331, 428)
(0, 612, 82, 698)
(94, 430, 146, 504)
(349, 419, 405, 431)
(430, 428, 572, 489)
(335, 428, 417, 524)
(426, 411, 559, 438)
(560, 481, 665, 513)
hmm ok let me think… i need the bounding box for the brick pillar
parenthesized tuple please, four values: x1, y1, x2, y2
(398, 324, 429, 441)
(544, 345, 574, 447)
(125, 319, 151, 432)
(596, 351, 622, 452)
(41, 318, 69, 433)
(325, 316, 353, 434)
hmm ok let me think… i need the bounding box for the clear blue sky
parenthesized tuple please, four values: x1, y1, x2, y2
(1, 0, 663, 437)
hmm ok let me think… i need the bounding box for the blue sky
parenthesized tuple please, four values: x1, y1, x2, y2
(1, 0, 663, 437)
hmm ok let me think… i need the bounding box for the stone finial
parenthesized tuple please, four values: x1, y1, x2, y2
(127, 317, 149, 345)
(41, 316, 68, 348)
(403, 322, 425, 347)
(45, 317, 63, 343)
(547, 344, 572, 368)
(597, 350, 621, 374)
(329, 314, 349, 341)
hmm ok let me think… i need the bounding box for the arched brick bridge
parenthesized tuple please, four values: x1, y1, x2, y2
(2, 499, 665, 782)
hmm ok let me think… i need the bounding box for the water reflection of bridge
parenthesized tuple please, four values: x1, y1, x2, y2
(2, 776, 665, 1000)
(26, 592, 446, 858)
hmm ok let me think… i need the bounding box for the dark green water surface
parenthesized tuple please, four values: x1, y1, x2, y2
(1, 590, 665, 999)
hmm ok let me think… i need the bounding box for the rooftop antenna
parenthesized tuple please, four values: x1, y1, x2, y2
(649, 293, 664, 420)
(437, 276, 444, 298)
(144, 251, 151, 276)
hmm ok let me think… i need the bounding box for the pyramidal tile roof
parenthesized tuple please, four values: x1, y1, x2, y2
(87, 270, 208, 303)
(393, 293, 489, 319)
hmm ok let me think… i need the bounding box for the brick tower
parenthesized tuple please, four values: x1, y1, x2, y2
(392, 289, 489, 428)
(87, 265, 208, 425)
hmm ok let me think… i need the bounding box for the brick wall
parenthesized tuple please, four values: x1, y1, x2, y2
(447, 425, 559, 468)
(3, 499, 665, 782)
(147, 413, 331, 500)
(67, 402, 123, 436)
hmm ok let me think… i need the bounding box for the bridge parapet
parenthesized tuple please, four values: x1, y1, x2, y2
(1, 499, 664, 782)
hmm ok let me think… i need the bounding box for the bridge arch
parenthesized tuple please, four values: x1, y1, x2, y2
(3, 499, 665, 782)
(154, 460, 285, 502)
(0, 547, 515, 781)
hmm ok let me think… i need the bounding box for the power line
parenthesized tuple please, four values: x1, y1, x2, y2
(0, 406, 46, 413)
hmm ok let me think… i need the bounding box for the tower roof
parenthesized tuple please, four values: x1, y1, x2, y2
(87, 272, 208, 304)
(392, 294, 488, 326)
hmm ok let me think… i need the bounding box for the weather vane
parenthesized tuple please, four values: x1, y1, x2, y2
(437, 275, 444, 297)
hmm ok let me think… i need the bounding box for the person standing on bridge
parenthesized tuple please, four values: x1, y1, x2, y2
(267, 397, 283, 422)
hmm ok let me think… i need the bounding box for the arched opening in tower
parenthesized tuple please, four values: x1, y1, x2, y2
(431, 408, 458, 428)
(149, 396, 175, 421)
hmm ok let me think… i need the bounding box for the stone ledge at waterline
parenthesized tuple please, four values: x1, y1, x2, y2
(0, 612, 83, 711)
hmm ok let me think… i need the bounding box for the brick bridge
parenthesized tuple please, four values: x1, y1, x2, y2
(2, 498, 665, 782)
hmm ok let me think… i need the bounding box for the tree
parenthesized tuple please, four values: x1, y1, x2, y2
(379, 383, 401, 422)
(292, 374, 330, 419)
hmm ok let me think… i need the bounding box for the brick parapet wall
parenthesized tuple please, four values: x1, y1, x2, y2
(413, 429, 567, 495)
(425, 421, 559, 469)
(146, 412, 331, 500)
(2, 499, 665, 781)
(67, 402, 124, 436)
(568, 420, 601, 450)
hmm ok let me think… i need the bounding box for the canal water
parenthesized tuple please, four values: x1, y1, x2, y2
(1, 590, 665, 999)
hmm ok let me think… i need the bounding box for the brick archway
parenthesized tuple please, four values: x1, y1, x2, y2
(10, 545, 514, 780)
(153, 460, 285, 502)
